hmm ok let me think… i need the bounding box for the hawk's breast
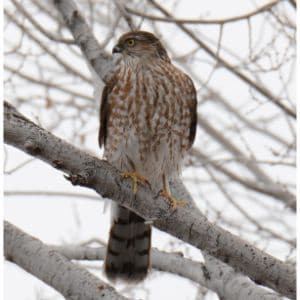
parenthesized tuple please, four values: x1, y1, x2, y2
(105, 61, 195, 174)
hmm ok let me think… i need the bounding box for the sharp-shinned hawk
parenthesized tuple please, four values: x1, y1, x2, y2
(99, 31, 197, 282)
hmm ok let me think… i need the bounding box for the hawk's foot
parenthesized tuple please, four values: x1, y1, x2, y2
(160, 190, 186, 209)
(121, 171, 149, 194)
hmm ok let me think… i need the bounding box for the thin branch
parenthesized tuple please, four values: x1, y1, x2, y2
(4, 101, 295, 299)
(4, 158, 35, 175)
(113, 0, 137, 31)
(196, 157, 295, 168)
(4, 221, 130, 300)
(203, 165, 295, 247)
(4, 190, 101, 201)
(5, 65, 93, 102)
(126, 0, 281, 25)
(10, 0, 75, 44)
(288, 0, 296, 8)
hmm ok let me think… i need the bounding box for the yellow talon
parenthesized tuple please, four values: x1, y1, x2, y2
(160, 190, 186, 209)
(121, 171, 149, 194)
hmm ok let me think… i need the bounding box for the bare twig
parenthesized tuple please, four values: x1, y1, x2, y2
(4, 190, 101, 201)
(113, 0, 137, 31)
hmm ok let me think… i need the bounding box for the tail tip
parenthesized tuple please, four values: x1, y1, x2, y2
(105, 263, 149, 283)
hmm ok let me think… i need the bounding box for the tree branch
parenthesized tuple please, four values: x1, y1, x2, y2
(51, 244, 280, 300)
(126, 0, 281, 25)
(52, 0, 115, 83)
(4, 221, 130, 300)
(5, 65, 93, 102)
(288, 0, 296, 8)
(113, 0, 137, 31)
(4, 190, 101, 201)
(4, 101, 295, 299)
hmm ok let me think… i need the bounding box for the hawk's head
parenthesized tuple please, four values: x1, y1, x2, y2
(112, 31, 170, 62)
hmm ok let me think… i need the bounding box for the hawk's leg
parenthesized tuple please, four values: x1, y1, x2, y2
(121, 171, 149, 194)
(160, 174, 186, 209)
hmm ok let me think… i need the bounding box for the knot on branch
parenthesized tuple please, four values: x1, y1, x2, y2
(24, 139, 41, 155)
(53, 159, 64, 169)
(64, 172, 91, 186)
(201, 265, 211, 281)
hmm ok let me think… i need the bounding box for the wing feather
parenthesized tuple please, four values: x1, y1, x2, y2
(186, 78, 197, 149)
(98, 85, 109, 148)
(99, 77, 116, 148)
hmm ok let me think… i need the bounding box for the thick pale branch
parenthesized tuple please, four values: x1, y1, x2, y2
(52, 0, 115, 83)
(4, 102, 295, 299)
(51, 244, 280, 300)
(4, 221, 130, 300)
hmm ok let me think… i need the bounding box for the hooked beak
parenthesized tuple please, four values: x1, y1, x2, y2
(112, 44, 123, 54)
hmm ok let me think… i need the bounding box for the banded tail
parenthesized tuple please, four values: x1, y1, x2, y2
(105, 204, 151, 281)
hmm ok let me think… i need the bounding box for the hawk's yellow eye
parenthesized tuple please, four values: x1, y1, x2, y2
(127, 39, 135, 47)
